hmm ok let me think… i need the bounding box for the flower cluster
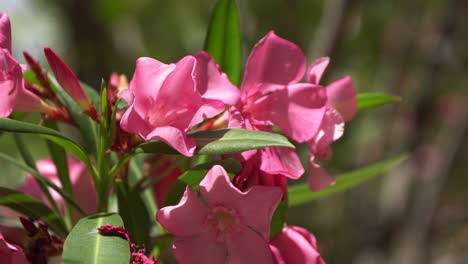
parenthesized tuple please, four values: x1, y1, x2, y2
(0, 11, 358, 264)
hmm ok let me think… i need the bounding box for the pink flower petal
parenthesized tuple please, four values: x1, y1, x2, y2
(226, 225, 275, 264)
(44, 47, 90, 109)
(199, 165, 245, 207)
(172, 230, 227, 264)
(308, 161, 336, 192)
(0, 79, 16, 117)
(259, 147, 304, 179)
(0, 14, 11, 52)
(310, 108, 344, 160)
(250, 83, 327, 142)
(194, 51, 240, 105)
(120, 104, 153, 138)
(156, 187, 209, 237)
(145, 126, 196, 157)
(236, 185, 282, 239)
(189, 98, 225, 128)
(241, 31, 306, 98)
(130, 57, 174, 116)
(270, 226, 325, 264)
(307, 57, 330, 85)
(326, 76, 357, 122)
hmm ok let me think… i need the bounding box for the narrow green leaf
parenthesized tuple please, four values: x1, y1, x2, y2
(357, 93, 401, 111)
(204, 0, 242, 85)
(288, 155, 408, 206)
(0, 118, 98, 182)
(62, 213, 130, 264)
(96, 82, 112, 212)
(0, 187, 68, 238)
(44, 121, 74, 226)
(194, 129, 295, 155)
(116, 180, 151, 248)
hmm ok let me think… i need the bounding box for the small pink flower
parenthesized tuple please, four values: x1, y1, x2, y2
(0, 13, 43, 117)
(17, 158, 97, 220)
(270, 226, 326, 264)
(235, 31, 327, 142)
(306, 58, 357, 191)
(44, 47, 97, 118)
(156, 165, 282, 263)
(120, 56, 225, 156)
(0, 232, 28, 264)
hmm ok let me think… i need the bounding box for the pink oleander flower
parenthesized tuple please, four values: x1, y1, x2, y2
(16, 158, 97, 220)
(0, 232, 28, 264)
(233, 31, 327, 142)
(306, 58, 357, 191)
(119, 55, 226, 156)
(44, 47, 98, 119)
(270, 226, 326, 264)
(226, 31, 327, 182)
(0, 13, 44, 117)
(156, 165, 282, 263)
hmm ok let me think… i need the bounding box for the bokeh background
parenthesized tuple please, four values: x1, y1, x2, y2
(1, 0, 467, 263)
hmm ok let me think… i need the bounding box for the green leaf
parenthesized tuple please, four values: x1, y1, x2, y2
(116, 180, 151, 248)
(204, 0, 242, 85)
(62, 213, 131, 264)
(270, 198, 287, 238)
(137, 129, 295, 155)
(0, 118, 98, 182)
(44, 121, 74, 226)
(194, 129, 295, 155)
(357, 93, 401, 111)
(0, 187, 68, 238)
(288, 155, 408, 206)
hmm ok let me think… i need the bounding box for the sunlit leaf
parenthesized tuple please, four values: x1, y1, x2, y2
(204, 0, 242, 85)
(62, 213, 130, 264)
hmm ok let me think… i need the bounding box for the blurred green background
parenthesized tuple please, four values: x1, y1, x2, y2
(1, 0, 467, 263)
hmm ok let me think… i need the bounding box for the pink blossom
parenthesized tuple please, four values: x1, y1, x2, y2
(235, 31, 327, 142)
(0, 232, 28, 264)
(156, 165, 282, 263)
(120, 56, 225, 156)
(17, 158, 97, 220)
(226, 32, 328, 183)
(306, 58, 357, 191)
(194, 51, 240, 105)
(44, 47, 97, 118)
(0, 13, 43, 117)
(270, 226, 325, 264)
